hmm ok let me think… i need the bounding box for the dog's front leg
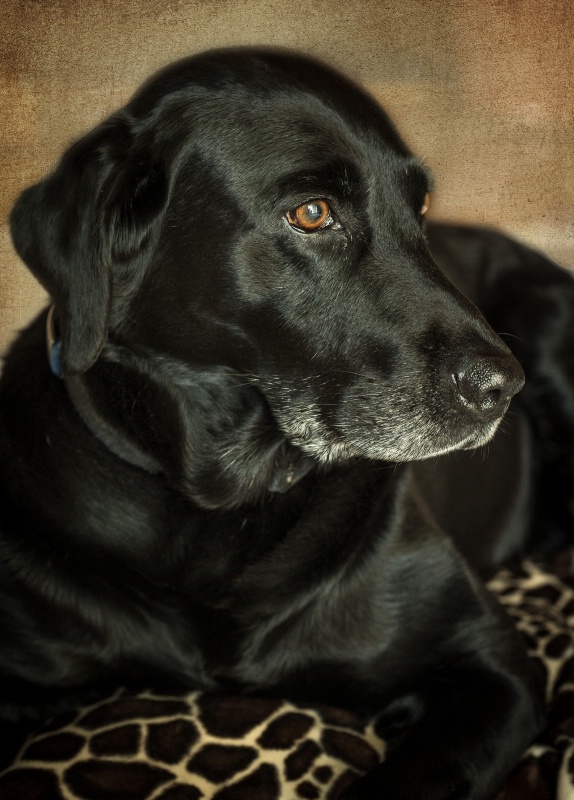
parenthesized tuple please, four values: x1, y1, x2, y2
(341, 648, 543, 800)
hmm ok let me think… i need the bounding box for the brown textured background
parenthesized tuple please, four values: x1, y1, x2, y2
(1, 0, 573, 353)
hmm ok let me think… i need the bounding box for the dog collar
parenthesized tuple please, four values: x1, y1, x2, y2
(45, 305, 162, 473)
(65, 373, 163, 474)
(46, 305, 63, 378)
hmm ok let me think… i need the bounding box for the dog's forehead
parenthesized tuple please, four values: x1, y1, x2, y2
(207, 92, 367, 175)
(132, 49, 412, 174)
(175, 89, 414, 205)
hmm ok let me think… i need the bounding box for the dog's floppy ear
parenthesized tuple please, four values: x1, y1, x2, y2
(9, 113, 169, 376)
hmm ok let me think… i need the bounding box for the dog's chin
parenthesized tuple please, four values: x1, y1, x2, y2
(289, 416, 504, 466)
(363, 416, 505, 463)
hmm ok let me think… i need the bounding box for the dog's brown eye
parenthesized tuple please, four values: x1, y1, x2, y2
(420, 193, 430, 216)
(287, 200, 332, 232)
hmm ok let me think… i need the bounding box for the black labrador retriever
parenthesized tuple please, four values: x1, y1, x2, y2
(2, 47, 573, 798)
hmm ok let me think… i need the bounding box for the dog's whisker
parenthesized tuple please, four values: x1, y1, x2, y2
(498, 331, 523, 342)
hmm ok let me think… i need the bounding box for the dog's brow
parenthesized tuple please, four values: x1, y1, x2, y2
(404, 161, 433, 193)
(273, 159, 362, 202)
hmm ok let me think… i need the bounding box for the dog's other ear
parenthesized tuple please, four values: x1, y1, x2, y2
(9, 113, 169, 376)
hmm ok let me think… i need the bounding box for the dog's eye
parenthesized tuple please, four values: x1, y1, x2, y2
(420, 193, 430, 217)
(286, 200, 333, 232)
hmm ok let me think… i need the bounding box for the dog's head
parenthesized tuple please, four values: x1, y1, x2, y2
(10, 48, 523, 507)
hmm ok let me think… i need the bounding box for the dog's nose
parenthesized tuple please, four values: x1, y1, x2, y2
(454, 355, 525, 419)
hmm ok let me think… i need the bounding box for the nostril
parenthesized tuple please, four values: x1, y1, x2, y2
(480, 387, 502, 411)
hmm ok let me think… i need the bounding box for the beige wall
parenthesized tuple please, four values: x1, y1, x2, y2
(1, 0, 573, 353)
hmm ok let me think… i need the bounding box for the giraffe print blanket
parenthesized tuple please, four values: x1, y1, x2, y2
(1, 550, 574, 800)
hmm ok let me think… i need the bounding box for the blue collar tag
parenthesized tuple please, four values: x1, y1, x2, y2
(46, 305, 63, 379)
(49, 340, 62, 378)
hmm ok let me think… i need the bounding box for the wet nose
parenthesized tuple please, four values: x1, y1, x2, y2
(454, 355, 525, 419)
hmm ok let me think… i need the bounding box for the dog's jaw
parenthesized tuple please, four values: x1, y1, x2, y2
(258, 373, 510, 467)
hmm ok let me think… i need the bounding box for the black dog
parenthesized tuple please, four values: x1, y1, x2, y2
(2, 47, 573, 798)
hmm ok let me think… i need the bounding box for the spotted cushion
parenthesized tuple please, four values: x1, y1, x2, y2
(2, 552, 574, 800)
(0, 694, 384, 799)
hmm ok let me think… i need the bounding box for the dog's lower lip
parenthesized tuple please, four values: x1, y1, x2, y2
(459, 420, 502, 450)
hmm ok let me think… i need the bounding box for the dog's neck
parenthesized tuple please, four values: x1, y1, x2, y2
(47, 305, 162, 474)
(46, 305, 315, 502)
(66, 373, 164, 474)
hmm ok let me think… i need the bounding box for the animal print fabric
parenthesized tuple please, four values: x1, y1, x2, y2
(2, 551, 574, 800)
(0, 694, 385, 799)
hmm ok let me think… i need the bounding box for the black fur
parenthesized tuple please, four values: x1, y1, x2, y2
(2, 48, 574, 797)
